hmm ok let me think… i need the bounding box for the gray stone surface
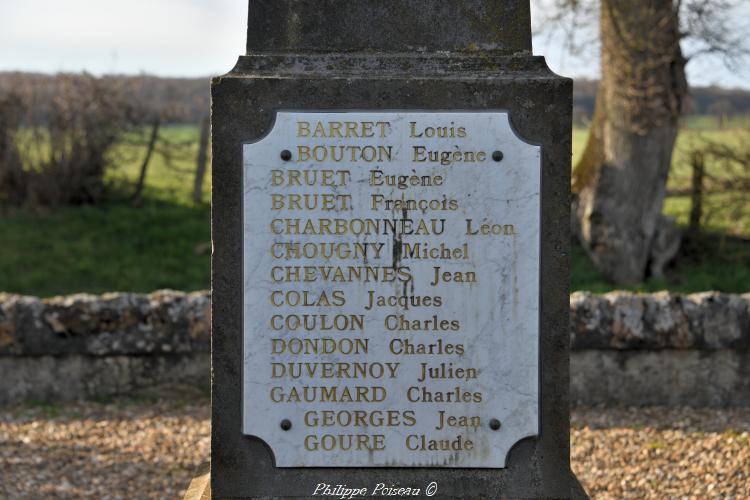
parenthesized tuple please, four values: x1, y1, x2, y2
(0, 290, 210, 405)
(570, 350, 750, 407)
(570, 291, 750, 350)
(0, 291, 210, 356)
(212, 1, 576, 497)
(568, 290, 750, 407)
(245, 0, 532, 54)
(0, 291, 747, 407)
(0, 353, 209, 405)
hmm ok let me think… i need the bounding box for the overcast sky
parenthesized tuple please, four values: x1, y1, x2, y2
(1, 0, 748, 89)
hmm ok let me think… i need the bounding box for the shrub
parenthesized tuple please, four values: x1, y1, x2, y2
(0, 74, 135, 208)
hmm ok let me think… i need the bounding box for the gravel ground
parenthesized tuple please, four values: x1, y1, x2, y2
(572, 406, 750, 499)
(0, 400, 748, 499)
(0, 398, 210, 499)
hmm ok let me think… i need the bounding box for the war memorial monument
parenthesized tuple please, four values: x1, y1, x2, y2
(207, 0, 584, 497)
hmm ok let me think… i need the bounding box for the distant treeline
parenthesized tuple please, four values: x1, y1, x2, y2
(2, 72, 749, 125)
(0, 72, 210, 124)
(574, 78, 750, 122)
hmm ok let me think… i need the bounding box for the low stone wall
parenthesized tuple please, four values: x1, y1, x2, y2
(0, 291, 210, 404)
(0, 290, 747, 406)
(570, 291, 750, 407)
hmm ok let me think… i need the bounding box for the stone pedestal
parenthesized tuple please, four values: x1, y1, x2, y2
(211, 1, 583, 497)
(183, 463, 211, 500)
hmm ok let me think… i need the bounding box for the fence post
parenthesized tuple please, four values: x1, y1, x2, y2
(192, 116, 210, 204)
(689, 150, 705, 236)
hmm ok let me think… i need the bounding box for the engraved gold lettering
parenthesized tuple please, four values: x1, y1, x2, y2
(412, 146, 487, 165)
(409, 121, 468, 139)
(416, 362, 478, 382)
(270, 314, 364, 331)
(304, 410, 416, 427)
(405, 434, 474, 451)
(465, 219, 517, 236)
(365, 291, 443, 311)
(369, 170, 443, 189)
(270, 169, 351, 187)
(270, 385, 387, 403)
(270, 265, 411, 283)
(435, 411, 481, 431)
(269, 217, 444, 236)
(388, 338, 464, 356)
(402, 242, 469, 260)
(297, 145, 392, 163)
(297, 121, 311, 137)
(384, 314, 460, 331)
(271, 337, 367, 355)
(270, 242, 385, 261)
(270, 290, 346, 307)
(370, 194, 459, 213)
(304, 434, 385, 452)
(406, 386, 482, 403)
(272, 362, 400, 379)
(430, 266, 477, 286)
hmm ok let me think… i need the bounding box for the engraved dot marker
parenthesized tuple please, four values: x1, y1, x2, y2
(280, 149, 292, 161)
(280, 419, 292, 431)
(489, 418, 502, 431)
(492, 150, 504, 162)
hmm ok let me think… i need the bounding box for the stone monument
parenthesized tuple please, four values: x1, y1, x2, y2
(210, 0, 584, 497)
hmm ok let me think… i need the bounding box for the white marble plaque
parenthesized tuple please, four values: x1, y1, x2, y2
(243, 112, 540, 468)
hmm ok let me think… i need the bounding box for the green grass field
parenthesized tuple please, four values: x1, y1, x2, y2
(573, 117, 750, 293)
(0, 119, 747, 297)
(0, 126, 211, 297)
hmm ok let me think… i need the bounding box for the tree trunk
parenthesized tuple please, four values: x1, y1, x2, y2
(132, 117, 161, 207)
(192, 115, 210, 204)
(573, 0, 687, 284)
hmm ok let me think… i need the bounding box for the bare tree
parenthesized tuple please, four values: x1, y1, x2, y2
(538, 0, 746, 283)
(0, 74, 135, 209)
(192, 115, 210, 204)
(131, 115, 161, 206)
(121, 79, 196, 207)
(0, 93, 25, 206)
(0, 74, 213, 211)
(692, 133, 750, 236)
(574, 1, 687, 283)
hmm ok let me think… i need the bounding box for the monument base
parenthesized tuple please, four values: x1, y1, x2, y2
(571, 471, 589, 499)
(183, 463, 211, 500)
(183, 464, 589, 500)
(185, 466, 588, 499)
